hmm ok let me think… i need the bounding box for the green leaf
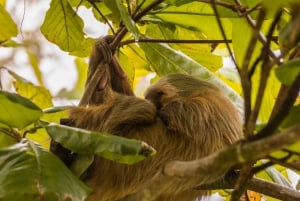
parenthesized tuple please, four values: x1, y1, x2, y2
(281, 104, 300, 128)
(41, 0, 84, 52)
(116, 0, 140, 39)
(69, 154, 94, 178)
(103, 0, 119, 14)
(0, 139, 91, 201)
(166, 0, 194, 6)
(0, 91, 42, 129)
(0, 4, 17, 42)
(46, 123, 156, 165)
(8, 70, 53, 109)
(69, 37, 95, 57)
(275, 58, 300, 85)
(154, 2, 233, 38)
(140, 43, 244, 109)
(262, 0, 286, 16)
(0, 132, 16, 148)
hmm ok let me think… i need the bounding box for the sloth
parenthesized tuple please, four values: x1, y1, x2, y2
(52, 37, 242, 201)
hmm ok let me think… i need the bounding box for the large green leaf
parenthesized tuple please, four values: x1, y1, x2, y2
(46, 123, 156, 165)
(144, 23, 222, 72)
(275, 58, 300, 85)
(153, 2, 233, 39)
(0, 4, 17, 42)
(140, 43, 244, 109)
(0, 91, 42, 129)
(41, 0, 84, 52)
(0, 139, 90, 201)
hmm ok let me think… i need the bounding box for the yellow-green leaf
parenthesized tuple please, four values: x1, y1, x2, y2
(0, 4, 17, 42)
(41, 0, 84, 51)
(8, 70, 53, 109)
(275, 58, 300, 85)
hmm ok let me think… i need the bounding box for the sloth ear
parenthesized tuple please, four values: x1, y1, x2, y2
(158, 100, 202, 138)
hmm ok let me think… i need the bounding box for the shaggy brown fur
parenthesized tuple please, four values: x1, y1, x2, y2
(69, 73, 242, 201)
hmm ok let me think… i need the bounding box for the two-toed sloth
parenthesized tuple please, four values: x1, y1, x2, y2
(54, 37, 242, 201)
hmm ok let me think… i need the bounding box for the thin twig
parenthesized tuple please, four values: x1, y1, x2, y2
(120, 38, 232, 46)
(0, 128, 21, 142)
(234, 0, 281, 65)
(132, 0, 147, 16)
(110, 0, 165, 51)
(125, 0, 132, 16)
(241, 10, 266, 135)
(245, 10, 282, 136)
(211, 0, 239, 70)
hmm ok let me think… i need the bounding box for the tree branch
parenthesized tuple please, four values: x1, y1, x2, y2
(124, 124, 300, 201)
(196, 176, 300, 201)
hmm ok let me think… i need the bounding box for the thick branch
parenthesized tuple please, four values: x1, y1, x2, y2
(124, 124, 300, 201)
(197, 177, 300, 201)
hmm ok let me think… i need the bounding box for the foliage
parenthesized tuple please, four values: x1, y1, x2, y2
(0, 0, 300, 201)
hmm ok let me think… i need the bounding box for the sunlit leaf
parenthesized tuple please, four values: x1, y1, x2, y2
(0, 139, 91, 201)
(285, 141, 300, 156)
(154, 2, 233, 39)
(262, 0, 286, 16)
(69, 37, 95, 57)
(0, 39, 20, 47)
(41, 0, 84, 51)
(8, 70, 53, 109)
(0, 4, 17, 42)
(275, 58, 300, 85)
(46, 123, 156, 165)
(0, 91, 42, 129)
(166, 0, 194, 6)
(103, 0, 119, 14)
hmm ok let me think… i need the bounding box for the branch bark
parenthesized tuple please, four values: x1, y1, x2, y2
(197, 176, 300, 201)
(124, 124, 300, 201)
